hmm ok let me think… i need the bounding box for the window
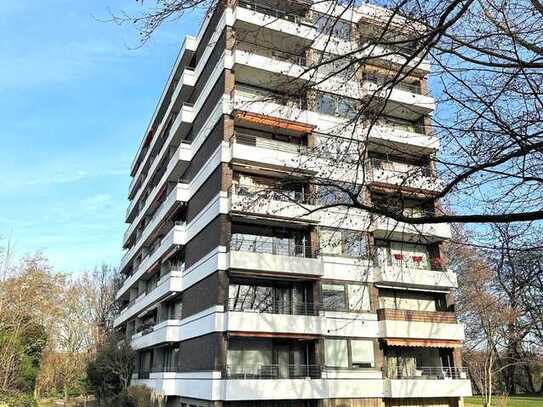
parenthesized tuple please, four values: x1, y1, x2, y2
(351, 340, 375, 368)
(348, 284, 371, 311)
(325, 339, 375, 369)
(314, 51, 357, 79)
(229, 284, 274, 313)
(325, 339, 349, 368)
(315, 92, 358, 118)
(322, 284, 346, 310)
(320, 228, 367, 258)
(314, 13, 352, 40)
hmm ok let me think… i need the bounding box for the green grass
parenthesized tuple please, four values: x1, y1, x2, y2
(465, 395, 543, 407)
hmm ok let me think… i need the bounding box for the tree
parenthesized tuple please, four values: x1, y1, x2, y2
(109, 0, 543, 234)
(80, 265, 121, 349)
(0, 254, 63, 394)
(87, 335, 135, 406)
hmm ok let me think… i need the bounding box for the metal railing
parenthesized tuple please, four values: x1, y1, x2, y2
(226, 364, 322, 379)
(378, 118, 426, 135)
(228, 299, 319, 316)
(385, 366, 469, 380)
(363, 75, 427, 96)
(375, 255, 445, 272)
(230, 236, 316, 258)
(238, 0, 312, 26)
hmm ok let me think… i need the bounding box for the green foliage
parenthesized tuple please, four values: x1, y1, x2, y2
(0, 390, 37, 407)
(86, 337, 134, 406)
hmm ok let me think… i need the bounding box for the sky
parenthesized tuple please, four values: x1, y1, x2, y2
(0, 0, 202, 273)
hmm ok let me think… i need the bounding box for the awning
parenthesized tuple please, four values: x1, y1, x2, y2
(235, 111, 315, 134)
(383, 338, 462, 348)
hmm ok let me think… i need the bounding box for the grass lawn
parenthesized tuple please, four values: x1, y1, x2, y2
(465, 395, 543, 406)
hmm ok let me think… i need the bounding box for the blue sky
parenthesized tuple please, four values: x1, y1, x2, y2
(0, 0, 202, 273)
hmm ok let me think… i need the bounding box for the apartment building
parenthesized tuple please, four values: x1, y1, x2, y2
(113, 1, 472, 406)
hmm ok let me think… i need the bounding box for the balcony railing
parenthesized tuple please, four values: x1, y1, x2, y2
(234, 84, 307, 110)
(363, 75, 427, 96)
(231, 182, 307, 205)
(228, 299, 318, 316)
(226, 364, 322, 379)
(375, 255, 445, 272)
(377, 118, 426, 135)
(238, 0, 312, 26)
(230, 237, 316, 258)
(233, 132, 307, 154)
(369, 158, 433, 178)
(385, 366, 468, 380)
(377, 308, 457, 324)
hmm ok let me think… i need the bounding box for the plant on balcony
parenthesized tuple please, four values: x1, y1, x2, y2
(430, 257, 444, 270)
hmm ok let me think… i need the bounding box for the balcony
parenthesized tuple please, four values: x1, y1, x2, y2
(377, 309, 465, 341)
(367, 158, 442, 193)
(372, 216, 452, 242)
(123, 183, 189, 248)
(361, 80, 435, 117)
(131, 319, 183, 350)
(117, 224, 186, 299)
(230, 131, 308, 171)
(367, 121, 438, 153)
(126, 136, 192, 223)
(226, 364, 321, 380)
(374, 256, 458, 289)
(384, 367, 472, 398)
(115, 269, 184, 326)
(233, 1, 316, 43)
(229, 237, 323, 277)
(228, 298, 318, 316)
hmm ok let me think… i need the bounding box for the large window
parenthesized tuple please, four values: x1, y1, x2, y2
(321, 284, 347, 310)
(313, 13, 352, 40)
(321, 282, 371, 312)
(315, 91, 358, 118)
(324, 339, 349, 368)
(325, 339, 375, 369)
(320, 229, 368, 258)
(351, 340, 375, 368)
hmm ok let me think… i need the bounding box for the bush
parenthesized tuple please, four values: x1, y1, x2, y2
(0, 391, 37, 407)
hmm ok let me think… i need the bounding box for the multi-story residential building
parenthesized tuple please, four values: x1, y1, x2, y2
(114, 1, 472, 406)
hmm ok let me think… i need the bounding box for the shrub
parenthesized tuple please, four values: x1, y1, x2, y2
(0, 391, 38, 407)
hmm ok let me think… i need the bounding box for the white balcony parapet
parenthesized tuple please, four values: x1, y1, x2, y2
(122, 183, 189, 270)
(372, 216, 452, 241)
(131, 319, 183, 350)
(117, 224, 186, 299)
(384, 377, 472, 398)
(375, 264, 458, 289)
(229, 250, 323, 277)
(132, 372, 385, 400)
(115, 270, 183, 326)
